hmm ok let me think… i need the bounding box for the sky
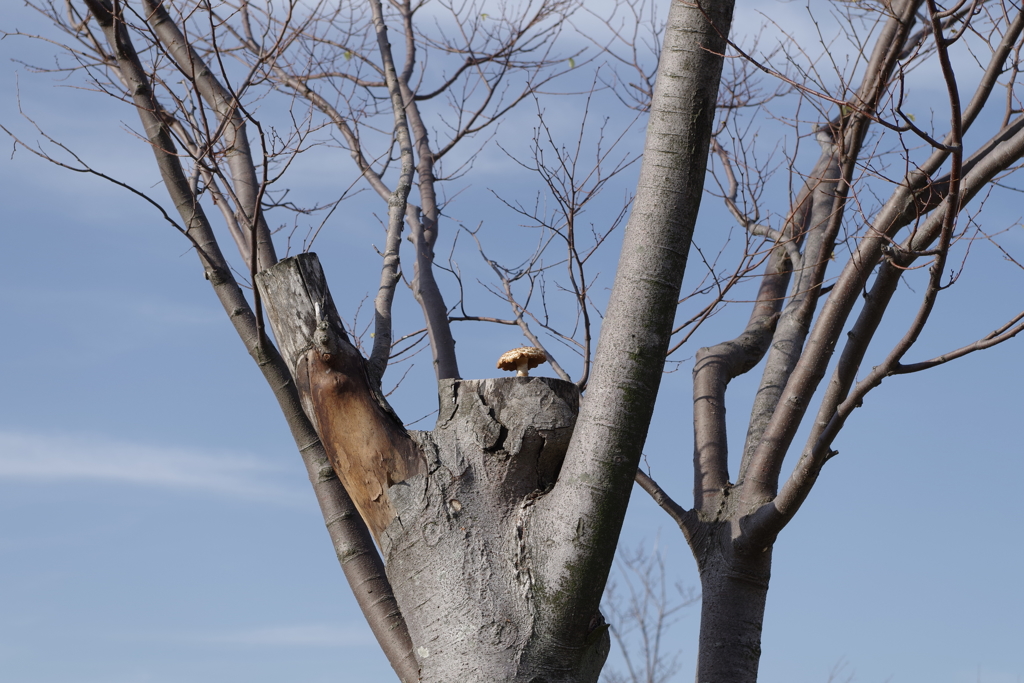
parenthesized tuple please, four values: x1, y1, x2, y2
(1, 1, 1023, 683)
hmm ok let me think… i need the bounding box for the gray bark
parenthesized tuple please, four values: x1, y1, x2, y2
(250, 0, 741, 663)
(399, 71, 462, 381)
(693, 531, 771, 683)
(256, 0, 740, 674)
(529, 0, 735, 657)
(387, 378, 607, 682)
(368, 0, 416, 383)
(80, 0, 730, 671)
(668, 5, 942, 681)
(47, 1, 1024, 682)
(259, 254, 610, 682)
(738, 0, 926, 510)
(737, 130, 840, 490)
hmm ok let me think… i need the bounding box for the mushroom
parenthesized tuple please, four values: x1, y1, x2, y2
(496, 346, 547, 377)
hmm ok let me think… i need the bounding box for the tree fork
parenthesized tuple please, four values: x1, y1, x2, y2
(258, 254, 609, 681)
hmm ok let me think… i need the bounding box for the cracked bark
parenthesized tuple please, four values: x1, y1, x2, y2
(259, 254, 609, 682)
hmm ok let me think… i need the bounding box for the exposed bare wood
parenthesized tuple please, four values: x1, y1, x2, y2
(258, 255, 424, 539)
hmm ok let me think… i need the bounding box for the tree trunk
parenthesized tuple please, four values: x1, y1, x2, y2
(258, 254, 609, 682)
(388, 376, 609, 682)
(692, 525, 772, 683)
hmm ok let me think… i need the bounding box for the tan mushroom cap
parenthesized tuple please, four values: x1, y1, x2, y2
(497, 346, 547, 377)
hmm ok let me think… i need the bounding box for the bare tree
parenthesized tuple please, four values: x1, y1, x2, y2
(3, 0, 732, 680)
(601, 543, 699, 683)
(628, 1, 1024, 680)
(5, 0, 1024, 681)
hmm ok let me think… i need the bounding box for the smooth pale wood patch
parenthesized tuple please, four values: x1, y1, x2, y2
(258, 253, 423, 540)
(300, 347, 424, 538)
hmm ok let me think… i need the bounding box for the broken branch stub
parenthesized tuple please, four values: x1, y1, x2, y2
(257, 254, 423, 540)
(387, 377, 594, 681)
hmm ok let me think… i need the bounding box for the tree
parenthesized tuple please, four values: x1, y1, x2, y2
(602, 542, 699, 683)
(4, 0, 1023, 682)
(627, 1, 1024, 679)
(4, 0, 735, 680)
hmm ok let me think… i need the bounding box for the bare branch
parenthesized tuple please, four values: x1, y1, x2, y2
(140, 0, 279, 270)
(366, 0, 416, 383)
(737, 0, 927, 512)
(75, 3, 416, 678)
(893, 310, 1024, 373)
(634, 470, 696, 542)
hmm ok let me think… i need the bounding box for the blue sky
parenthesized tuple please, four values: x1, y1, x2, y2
(2, 1, 1023, 682)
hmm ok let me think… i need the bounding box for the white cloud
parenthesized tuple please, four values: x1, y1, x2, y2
(106, 623, 376, 648)
(197, 624, 375, 648)
(0, 431, 301, 502)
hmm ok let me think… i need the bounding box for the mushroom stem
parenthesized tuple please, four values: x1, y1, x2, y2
(517, 358, 529, 377)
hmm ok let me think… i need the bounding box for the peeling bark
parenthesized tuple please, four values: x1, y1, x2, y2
(258, 254, 421, 539)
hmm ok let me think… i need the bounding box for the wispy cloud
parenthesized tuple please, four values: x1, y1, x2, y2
(197, 624, 375, 648)
(104, 623, 375, 648)
(0, 431, 301, 502)
(0, 286, 221, 327)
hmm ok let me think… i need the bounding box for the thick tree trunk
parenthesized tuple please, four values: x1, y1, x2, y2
(387, 377, 610, 682)
(692, 528, 771, 683)
(258, 254, 609, 683)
